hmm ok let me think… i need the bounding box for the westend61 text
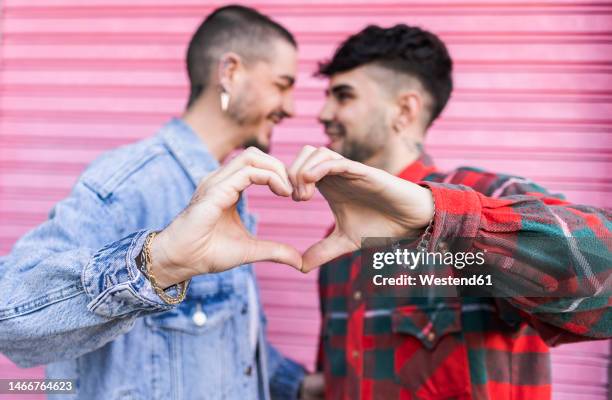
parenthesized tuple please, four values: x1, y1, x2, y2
(373, 274, 493, 287)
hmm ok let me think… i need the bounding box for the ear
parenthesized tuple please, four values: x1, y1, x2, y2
(392, 91, 422, 133)
(217, 52, 242, 93)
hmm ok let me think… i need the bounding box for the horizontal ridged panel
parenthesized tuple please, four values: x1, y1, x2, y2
(0, 1, 609, 399)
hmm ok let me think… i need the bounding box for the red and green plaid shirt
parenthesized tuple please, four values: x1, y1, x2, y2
(317, 152, 611, 400)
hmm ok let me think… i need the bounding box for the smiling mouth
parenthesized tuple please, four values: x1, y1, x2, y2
(326, 135, 344, 151)
(325, 131, 343, 141)
(268, 113, 285, 124)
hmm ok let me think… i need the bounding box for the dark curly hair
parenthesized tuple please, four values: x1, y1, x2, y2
(318, 24, 453, 126)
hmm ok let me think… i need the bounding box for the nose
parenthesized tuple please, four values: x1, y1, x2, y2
(318, 98, 334, 125)
(282, 92, 295, 119)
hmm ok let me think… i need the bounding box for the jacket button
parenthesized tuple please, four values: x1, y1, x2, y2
(245, 365, 253, 376)
(192, 310, 207, 327)
(353, 291, 362, 301)
(426, 331, 436, 342)
(352, 350, 359, 359)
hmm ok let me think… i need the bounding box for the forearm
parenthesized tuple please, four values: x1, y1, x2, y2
(0, 291, 137, 367)
(422, 181, 611, 339)
(0, 229, 175, 367)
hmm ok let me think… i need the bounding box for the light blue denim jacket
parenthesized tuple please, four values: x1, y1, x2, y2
(0, 118, 306, 400)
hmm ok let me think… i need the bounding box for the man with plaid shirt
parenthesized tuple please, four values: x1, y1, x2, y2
(303, 24, 611, 399)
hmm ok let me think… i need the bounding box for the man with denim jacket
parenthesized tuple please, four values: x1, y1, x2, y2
(0, 6, 312, 400)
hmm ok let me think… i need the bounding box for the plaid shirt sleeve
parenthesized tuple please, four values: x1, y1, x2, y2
(420, 175, 611, 345)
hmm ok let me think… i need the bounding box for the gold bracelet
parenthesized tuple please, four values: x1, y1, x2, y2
(141, 231, 189, 305)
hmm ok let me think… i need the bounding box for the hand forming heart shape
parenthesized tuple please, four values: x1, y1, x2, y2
(148, 146, 434, 288)
(288, 145, 434, 272)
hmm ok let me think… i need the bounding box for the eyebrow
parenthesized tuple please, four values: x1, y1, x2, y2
(326, 84, 354, 96)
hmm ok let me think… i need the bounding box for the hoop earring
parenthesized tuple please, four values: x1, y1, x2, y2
(220, 91, 230, 112)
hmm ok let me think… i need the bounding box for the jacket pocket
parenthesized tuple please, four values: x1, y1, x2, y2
(144, 294, 246, 400)
(391, 304, 471, 399)
(144, 298, 233, 335)
(144, 273, 239, 334)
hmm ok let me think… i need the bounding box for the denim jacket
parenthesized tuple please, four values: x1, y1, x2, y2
(0, 118, 306, 400)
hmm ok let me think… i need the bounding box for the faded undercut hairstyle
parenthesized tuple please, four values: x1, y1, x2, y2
(186, 5, 297, 108)
(318, 24, 453, 127)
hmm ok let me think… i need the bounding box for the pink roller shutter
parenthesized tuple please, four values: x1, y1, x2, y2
(0, 1, 609, 399)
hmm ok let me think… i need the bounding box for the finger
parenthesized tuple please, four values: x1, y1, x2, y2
(246, 238, 303, 271)
(300, 147, 344, 174)
(302, 158, 366, 184)
(301, 233, 357, 273)
(295, 147, 343, 201)
(225, 165, 293, 199)
(210, 147, 292, 190)
(288, 145, 317, 200)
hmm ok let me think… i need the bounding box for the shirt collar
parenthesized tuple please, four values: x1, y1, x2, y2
(396, 151, 438, 182)
(158, 117, 220, 186)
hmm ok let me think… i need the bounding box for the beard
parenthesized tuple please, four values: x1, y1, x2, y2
(341, 139, 377, 163)
(227, 89, 285, 155)
(227, 89, 260, 127)
(325, 113, 389, 163)
(242, 137, 270, 154)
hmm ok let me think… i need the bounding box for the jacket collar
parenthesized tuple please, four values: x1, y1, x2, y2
(158, 117, 220, 186)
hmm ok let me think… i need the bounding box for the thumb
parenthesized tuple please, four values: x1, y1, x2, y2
(247, 239, 303, 271)
(301, 232, 357, 273)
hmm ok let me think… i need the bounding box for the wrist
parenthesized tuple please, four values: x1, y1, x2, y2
(148, 230, 192, 289)
(414, 185, 435, 229)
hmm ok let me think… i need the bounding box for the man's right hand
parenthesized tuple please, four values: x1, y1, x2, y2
(288, 146, 435, 273)
(148, 147, 302, 288)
